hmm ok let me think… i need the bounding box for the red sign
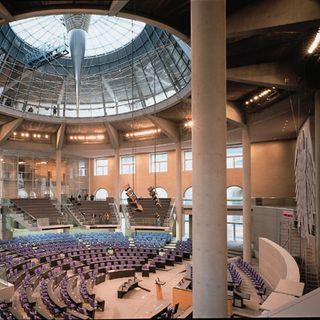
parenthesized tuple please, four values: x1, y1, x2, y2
(282, 210, 294, 220)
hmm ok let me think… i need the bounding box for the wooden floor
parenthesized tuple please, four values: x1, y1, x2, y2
(94, 262, 188, 319)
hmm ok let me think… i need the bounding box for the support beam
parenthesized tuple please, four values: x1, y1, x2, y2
(227, 102, 244, 126)
(0, 118, 23, 146)
(102, 77, 117, 103)
(104, 122, 119, 149)
(227, 63, 301, 90)
(227, 0, 320, 38)
(3, 70, 32, 93)
(0, 2, 13, 22)
(56, 123, 66, 150)
(55, 149, 62, 204)
(114, 149, 120, 208)
(242, 125, 252, 263)
(315, 91, 320, 280)
(192, 0, 227, 317)
(109, 0, 129, 16)
(175, 142, 182, 240)
(146, 115, 180, 143)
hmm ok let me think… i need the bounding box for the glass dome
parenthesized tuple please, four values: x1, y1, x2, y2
(0, 15, 191, 119)
(10, 15, 146, 57)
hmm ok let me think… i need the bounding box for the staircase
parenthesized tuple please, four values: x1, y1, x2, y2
(300, 243, 319, 293)
(62, 202, 88, 226)
(6, 207, 37, 231)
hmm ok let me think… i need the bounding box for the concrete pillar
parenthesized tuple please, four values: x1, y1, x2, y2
(315, 91, 320, 277)
(242, 125, 252, 263)
(56, 149, 62, 204)
(88, 159, 91, 196)
(191, 0, 227, 317)
(0, 150, 3, 201)
(114, 149, 120, 207)
(175, 142, 182, 240)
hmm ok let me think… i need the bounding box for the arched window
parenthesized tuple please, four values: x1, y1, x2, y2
(120, 190, 128, 205)
(155, 187, 168, 198)
(95, 188, 108, 200)
(183, 187, 192, 205)
(227, 185, 243, 206)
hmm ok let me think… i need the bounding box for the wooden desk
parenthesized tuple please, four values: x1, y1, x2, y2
(260, 292, 297, 311)
(233, 289, 251, 308)
(96, 297, 105, 311)
(26, 287, 36, 304)
(274, 279, 304, 297)
(68, 309, 89, 320)
(95, 273, 106, 285)
(47, 279, 67, 310)
(108, 268, 135, 280)
(117, 278, 140, 298)
(35, 303, 54, 320)
(67, 276, 83, 305)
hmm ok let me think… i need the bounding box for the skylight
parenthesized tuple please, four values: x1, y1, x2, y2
(10, 15, 145, 57)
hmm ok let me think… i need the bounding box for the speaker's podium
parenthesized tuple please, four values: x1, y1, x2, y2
(155, 277, 166, 300)
(172, 277, 192, 311)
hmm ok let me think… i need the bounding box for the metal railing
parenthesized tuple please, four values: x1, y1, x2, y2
(227, 222, 243, 242)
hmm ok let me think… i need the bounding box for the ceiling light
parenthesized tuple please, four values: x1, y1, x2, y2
(125, 128, 161, 138)
(13, 132, 17, 136)
(45, 134, 49, 139)
(33, 134, 37, 138)
(184, 120, 193, 128)
(308, 28, 320, 54)
(25, 133, 30, 137)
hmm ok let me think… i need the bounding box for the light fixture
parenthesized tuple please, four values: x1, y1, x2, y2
(184, 120, 193, 128)
(125, 128, 161, 138)
(13, 132, 17, 136)
(244, 88, 274, 106)
(308, 27, 320, 54)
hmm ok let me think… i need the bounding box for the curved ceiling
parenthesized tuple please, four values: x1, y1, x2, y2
(10, 15, 146, 58)
(0, 0, 318, 154)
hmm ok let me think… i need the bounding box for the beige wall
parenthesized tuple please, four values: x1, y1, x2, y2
(89, 139, 296, 199)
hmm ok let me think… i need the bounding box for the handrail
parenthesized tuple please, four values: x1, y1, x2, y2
(9, 200, 37, 224)
(121, 204, 131, 230)
(168, 198, 176, 221)
(110, 203, 121, 224)
(62, 202, 83, 226)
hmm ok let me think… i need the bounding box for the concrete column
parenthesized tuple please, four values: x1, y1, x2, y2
(315, 91, 320, 277)
(191, 0, 227, 317)
(175, 143, 182, 240)
(242, 125, 252, 263)
(88, 159, 91, 196)
(0, 150, 3, 201)
(56, 149, 62, 204)
(114, 149, 120, 208)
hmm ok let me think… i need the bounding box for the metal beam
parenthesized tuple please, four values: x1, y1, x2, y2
(109, 0, 129, 16)
(3, 70, 32, 93)
(0, 118, 23, 146)
(147, 115, 180, 143)
(227, 0, 320, 38)
(102, 77, 117, 103)
(56, 123, 66, 150)
(0, 2, 13, 22)
(104, 122, 119, 149)
(227, 62, 301, 90)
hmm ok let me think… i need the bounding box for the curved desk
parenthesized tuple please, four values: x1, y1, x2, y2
(67, 276, 83, 305)
(117, 278, 140, 298)
(108, 268, 135, 280)
(47, 279, 67, 310)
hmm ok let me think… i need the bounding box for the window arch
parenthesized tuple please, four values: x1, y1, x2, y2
(183, 187, 192, 205)
(95, 188, 108, 200)
(227, 185, 243, 206)
(155, 187, 168, 198)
